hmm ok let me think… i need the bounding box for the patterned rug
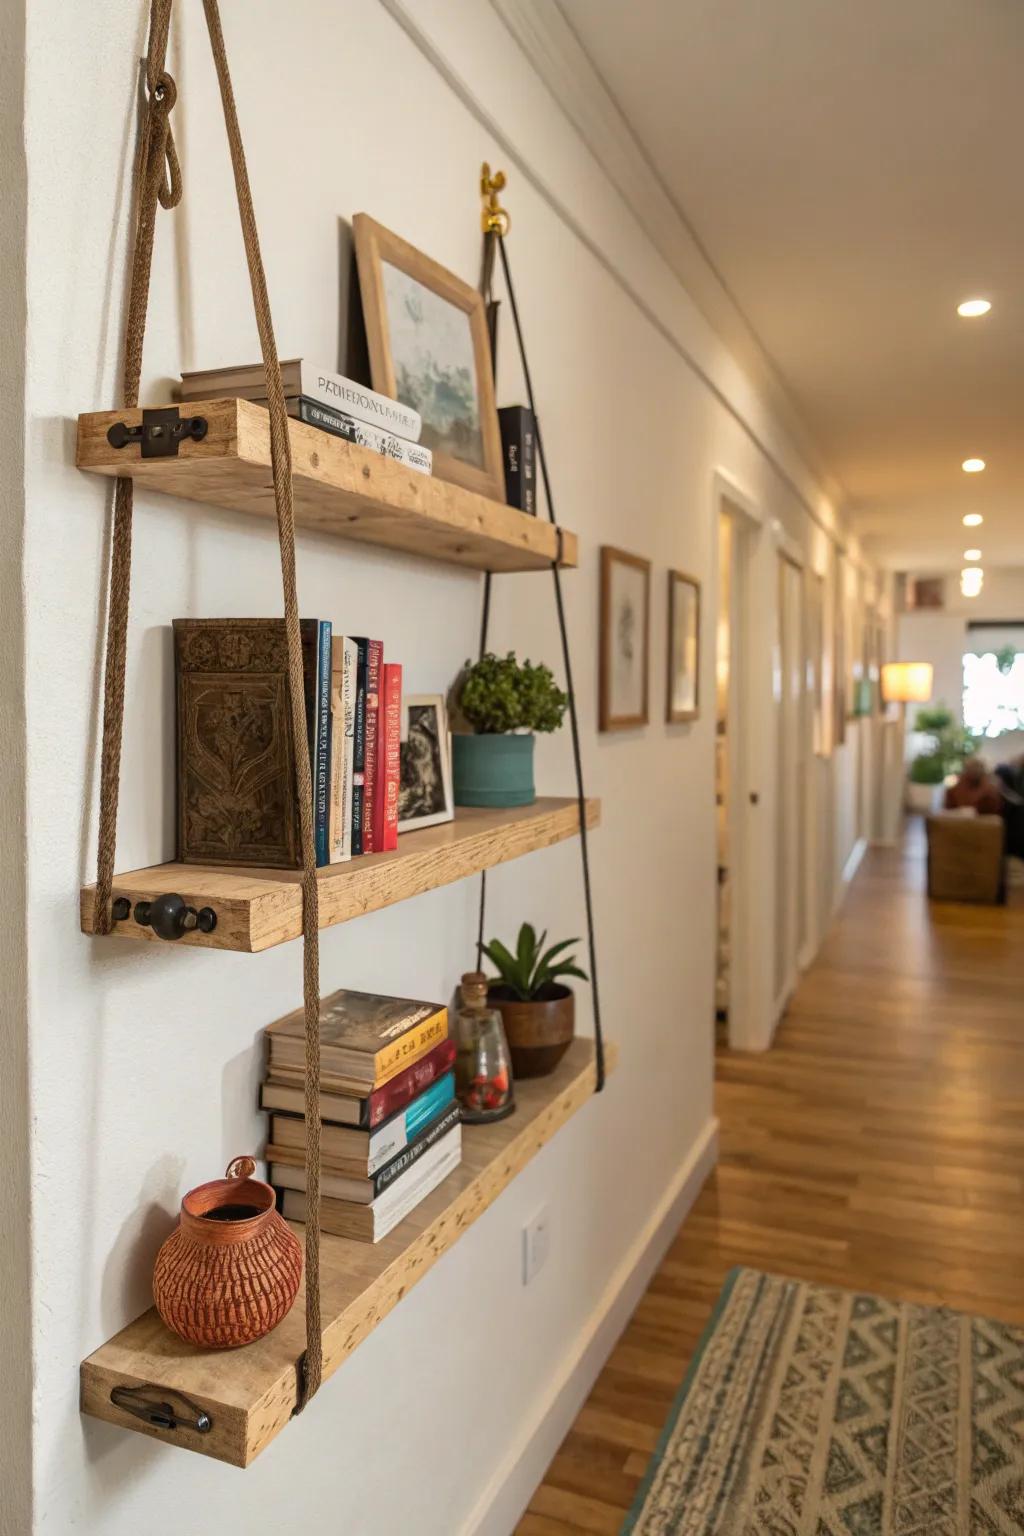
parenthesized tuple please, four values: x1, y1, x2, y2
(622, 1267, 1024, 1534)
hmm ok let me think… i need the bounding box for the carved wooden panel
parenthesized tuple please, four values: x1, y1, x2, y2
(174, 620, 300, 868)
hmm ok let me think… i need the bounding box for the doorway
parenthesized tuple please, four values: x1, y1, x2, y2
(774, 552, 805, 1017)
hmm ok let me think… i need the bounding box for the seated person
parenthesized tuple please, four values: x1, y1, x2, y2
(943, 756, 1004, 815)
(994, 753, 1024, 858)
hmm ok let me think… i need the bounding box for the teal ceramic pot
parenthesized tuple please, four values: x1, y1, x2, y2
(452, 733, 536, 808)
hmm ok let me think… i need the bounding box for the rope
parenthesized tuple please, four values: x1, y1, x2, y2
(93, 0, 323, 1407)
(474, 232, 606, 1091)
(202, 0, 322, 1407)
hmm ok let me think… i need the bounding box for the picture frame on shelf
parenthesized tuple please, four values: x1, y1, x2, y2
(352, 213, 505, 502)
(398, 694, 454, 833)
(599, 546, 650, 732)
(666, 569, 701, 723)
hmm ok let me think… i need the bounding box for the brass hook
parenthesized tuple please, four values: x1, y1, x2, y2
(480, 162, 510, 236)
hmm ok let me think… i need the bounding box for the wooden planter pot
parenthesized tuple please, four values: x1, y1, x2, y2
(488, 982, 575, 1078)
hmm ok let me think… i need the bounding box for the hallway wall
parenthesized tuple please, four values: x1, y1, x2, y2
(14, 2, 869, 1530)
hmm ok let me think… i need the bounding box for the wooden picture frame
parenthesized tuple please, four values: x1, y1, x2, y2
(599, 546, 650, 731)
(666, 569, 701, 723)
(352, 213, 505, 502)
(397, 694, 454, 834)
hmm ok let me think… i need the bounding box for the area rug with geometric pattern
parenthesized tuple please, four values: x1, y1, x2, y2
(621, 1267, 1024, 1534)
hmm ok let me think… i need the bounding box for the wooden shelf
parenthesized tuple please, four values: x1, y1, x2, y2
(80, 1037, 615, 1466)
(76, 398, 577, 573)
(80, 798, 600, 953)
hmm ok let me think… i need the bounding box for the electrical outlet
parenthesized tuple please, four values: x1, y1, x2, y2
(522, 1206, 550, 1286)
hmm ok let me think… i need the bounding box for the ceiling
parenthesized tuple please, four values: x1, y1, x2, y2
(556, 0, 1024, 571)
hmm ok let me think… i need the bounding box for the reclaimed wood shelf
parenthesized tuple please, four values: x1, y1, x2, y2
(80, 798, 600, 953)
(81, 1037, 616, 1466)
(76, 398, 577, 573)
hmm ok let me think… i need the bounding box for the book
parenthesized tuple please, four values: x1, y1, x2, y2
(351, 639, 369, 856)
(291, 399, 431, 474)
(498, 405, 536, 515)
(279, 1126, 462, 1242)
(266, 1071, 455, 1176)
(261, 1036, 457, 1128)
(360, 640, 383, 854)
(298, 619, 332, 868)
(178, 360, 422, 441)
(266, 988, 448, 1091)
(376, 663, 402, 853)
(329, 636, 358, 864)
(270, 1100, 460, 1202)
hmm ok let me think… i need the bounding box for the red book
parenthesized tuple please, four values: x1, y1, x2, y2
(360, 640, 383, 853)
(376, 663, 402, 852)
(366, 1036, 456, 1128)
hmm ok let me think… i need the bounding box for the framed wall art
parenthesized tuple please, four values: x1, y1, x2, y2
(352, 213, 505, 501)
(599, 546, 650, 731)
(666, 569, 700, 723)
(398, 695, 454, 833)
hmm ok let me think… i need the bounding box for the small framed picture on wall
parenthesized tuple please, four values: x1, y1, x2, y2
(666, 570, 701, 723)
(599, 546, 650, 731)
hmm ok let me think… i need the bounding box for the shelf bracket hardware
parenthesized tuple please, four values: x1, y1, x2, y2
(133, 892, 218, 940)
(480, 163, 509, 236)
(110, 1384, 212, 1435)
(106, 406, 208, 459)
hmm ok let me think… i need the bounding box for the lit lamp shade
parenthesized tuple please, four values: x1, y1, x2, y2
(881, 661, 933, 704)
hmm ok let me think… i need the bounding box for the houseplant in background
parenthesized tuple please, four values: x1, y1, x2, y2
(451, 651, 568, 807)
(482, 922, 587, 1077)
(907, 704, 978, 813)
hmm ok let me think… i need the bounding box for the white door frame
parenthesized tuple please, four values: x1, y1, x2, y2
(772, 540, 806, 1027)
(712, 470, 774, 1052)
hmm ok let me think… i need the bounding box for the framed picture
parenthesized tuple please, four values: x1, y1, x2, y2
(398, 695, 454, 834)
(599, 546, 650, 731)
(666, 570, 700, 723)
(352, 213, 505, 501)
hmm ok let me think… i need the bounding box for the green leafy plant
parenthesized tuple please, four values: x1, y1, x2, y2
(911, 702, 977, 779)
(909, 753, 946, 785)
(482, 923, 588, 1001)
(996, 644, 1017, 676)
(458, 652, 568, 735)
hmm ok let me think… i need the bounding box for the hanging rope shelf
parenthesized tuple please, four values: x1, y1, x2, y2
(81, 0, 609, 1463)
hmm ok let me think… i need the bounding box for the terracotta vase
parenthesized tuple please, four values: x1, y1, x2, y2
(153, 1156, 302, 1349)
(488, 983, 575, 1078)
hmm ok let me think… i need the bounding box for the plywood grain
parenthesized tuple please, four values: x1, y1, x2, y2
(80, 1037, 617, 1467)
(75, 398, 577, 572)
(80, 798, 600, 953)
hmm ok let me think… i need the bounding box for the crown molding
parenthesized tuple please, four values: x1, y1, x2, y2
(491, 0, 844, 507)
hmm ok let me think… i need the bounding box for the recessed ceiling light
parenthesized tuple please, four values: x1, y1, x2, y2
(963, 548, 982, 561)
(961, 567, 984, 597)
(957, 297, 992, 318)
(962, 513, 984, 527)
(962, 458, 986, 473)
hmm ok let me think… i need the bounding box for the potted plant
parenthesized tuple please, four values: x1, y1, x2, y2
(907, 704, 978, 813)
(906, 752, 946, 814)
(451, 651, 568, 808)
(481, 923, 587, 1077)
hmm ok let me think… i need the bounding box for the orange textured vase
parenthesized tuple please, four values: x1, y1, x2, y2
(153, 1156, 302, 1349)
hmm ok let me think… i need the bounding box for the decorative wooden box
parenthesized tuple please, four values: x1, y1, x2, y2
(174, 618, 303, 869)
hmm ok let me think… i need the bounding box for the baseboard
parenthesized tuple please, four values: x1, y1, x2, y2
(463, 1115, 720, 1536)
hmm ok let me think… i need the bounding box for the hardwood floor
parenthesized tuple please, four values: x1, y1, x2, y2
(515, 831, 1024, 1534)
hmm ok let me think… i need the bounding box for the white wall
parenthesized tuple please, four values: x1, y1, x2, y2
(13, 3, 865, 1531)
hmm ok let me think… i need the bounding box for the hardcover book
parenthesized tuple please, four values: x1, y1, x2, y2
(292, 399, 431, 473)
(351, 638, 369, 856)
(376, 663, 402, 853)
(498, 405, 536, 515)
(266, 987, 448, 1091)
(177, 359, 423, 441)
(174, 617, 326, 870)
(360, 640, 383, 854)
(300, 619, 332, 867)
(266, 1071, 454, 1177)
(279, 1125, 462, 1242)
(271, 1099, 460, 1202)
(329, 636, 358, 864)
(262, 1036, 457, 1127)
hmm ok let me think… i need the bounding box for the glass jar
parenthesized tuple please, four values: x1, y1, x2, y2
(453, 971, 515, 1123)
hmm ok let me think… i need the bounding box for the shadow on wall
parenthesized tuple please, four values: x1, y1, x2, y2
(99, 1152, 184, 1336)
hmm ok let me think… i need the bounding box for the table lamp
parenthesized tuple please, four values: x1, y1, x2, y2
(881, 661, 934, 834)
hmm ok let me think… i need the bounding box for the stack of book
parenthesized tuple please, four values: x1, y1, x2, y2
(177, 360, 432, 476)
(263, 989, 460, 1243)
(299, 625, 402, 867)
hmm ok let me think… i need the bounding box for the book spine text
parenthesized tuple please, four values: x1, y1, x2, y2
(294, 398, 431, 473)
(297, 367, 422, 442)
(361, 641, 383, 854)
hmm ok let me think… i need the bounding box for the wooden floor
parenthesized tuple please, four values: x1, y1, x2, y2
(515, 830, 1024, 1534)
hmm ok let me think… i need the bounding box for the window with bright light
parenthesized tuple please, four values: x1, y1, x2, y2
(963, 650, 1024, 737)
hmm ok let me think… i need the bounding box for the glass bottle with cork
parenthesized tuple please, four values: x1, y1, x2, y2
(453, 971, 515, 1123)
